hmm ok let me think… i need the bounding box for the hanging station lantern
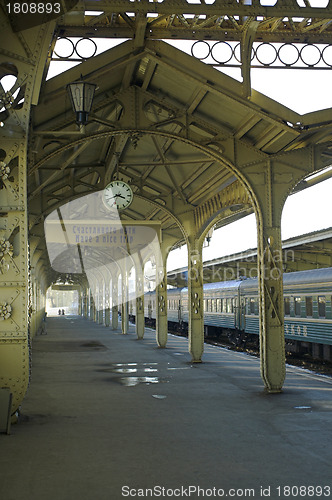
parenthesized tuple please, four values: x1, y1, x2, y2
(66, 77, 96, 126)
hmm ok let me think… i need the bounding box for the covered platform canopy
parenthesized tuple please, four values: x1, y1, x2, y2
(1, 2, 332, 418)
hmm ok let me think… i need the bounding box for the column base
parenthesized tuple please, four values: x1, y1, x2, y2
(265, 388, 283, 394)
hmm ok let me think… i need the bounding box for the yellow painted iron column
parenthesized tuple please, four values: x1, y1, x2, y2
(78, 288, 82, 316)
(187, 237, 204, 362)
(244, 155, 313, 392)
(105, 283, 110, 327)
(0, 13, 54, 417)
(135, 265, 145, 339)
(156, 250, 168, 348)
(112, 276, 119, 330)
(98, 281, 105, 325)
(89, 289, 94, 320)
(93, 285, 98, 323)
(121, 270, 129, 334)
(257, 223, 285, 392)
(83, 288, 88, 318)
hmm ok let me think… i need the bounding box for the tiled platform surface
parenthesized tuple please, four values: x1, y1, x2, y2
(1, 316, 332, 500)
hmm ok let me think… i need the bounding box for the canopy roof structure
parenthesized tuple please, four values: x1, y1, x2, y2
(29, 38, 332, 282)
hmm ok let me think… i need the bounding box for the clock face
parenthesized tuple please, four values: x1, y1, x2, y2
(103, 181, 133, 210)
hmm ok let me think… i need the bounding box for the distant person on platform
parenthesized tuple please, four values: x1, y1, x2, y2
(62, 309, 65, 315)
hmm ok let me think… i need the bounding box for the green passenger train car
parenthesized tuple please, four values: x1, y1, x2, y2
(133, 267, 332, 359)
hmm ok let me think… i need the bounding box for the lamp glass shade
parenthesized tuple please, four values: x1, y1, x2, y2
(67, 80, 96, 125)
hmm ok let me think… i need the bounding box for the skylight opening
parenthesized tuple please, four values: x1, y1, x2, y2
(46, 38, 129, 80)
(260, 0, 277, 5)
(84, 11, 104, 16)
(305, 166, 332, 182)
(0, 75, 16, 92)
(251, 67, 332, 113)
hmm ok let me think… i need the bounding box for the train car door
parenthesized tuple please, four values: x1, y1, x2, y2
(239, 298, 246, 331)
(234, 294, 246, 331)
(178, 300, 182, 324)
(234, 297, 239, 329)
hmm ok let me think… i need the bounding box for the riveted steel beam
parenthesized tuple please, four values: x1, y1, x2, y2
(56, 1, 332, 45)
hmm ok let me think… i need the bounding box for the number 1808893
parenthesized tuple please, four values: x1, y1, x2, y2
(276, 486, 331, 497)
(6, 3, 61, 15)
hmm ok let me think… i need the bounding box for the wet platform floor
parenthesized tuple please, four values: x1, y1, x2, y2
(1, 316, 332, 500)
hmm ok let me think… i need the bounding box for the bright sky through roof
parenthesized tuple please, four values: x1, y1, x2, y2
(46, 37, 332, 270)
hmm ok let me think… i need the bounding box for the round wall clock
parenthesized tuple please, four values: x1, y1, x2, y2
(103, 180, 133, 210)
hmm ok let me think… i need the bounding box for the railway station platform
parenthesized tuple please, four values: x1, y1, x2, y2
(1, 317, 332, 500)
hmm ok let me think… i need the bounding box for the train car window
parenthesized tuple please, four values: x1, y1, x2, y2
(207, 299, 212, 312)
(222, 299, 226, 313)
(217, 298, 221, 312)
(212, 299, 217, 312)
(249, 298, 255, 314)
(305, 296, 313, 317)
(284, 297, 290, 316)
(203, 300, 207, 312)
(318, 296, 326, 318)
(294, 297, 301, 317)
(226, 298, 232, 313)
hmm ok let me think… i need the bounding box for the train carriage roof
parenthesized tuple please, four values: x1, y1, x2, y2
(163, 267, 332, 295)
(166, 287, 184, 295)
(239, 267, 332, 292)
(283, 267, 332, 286)
(181, 280, 243, 294)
